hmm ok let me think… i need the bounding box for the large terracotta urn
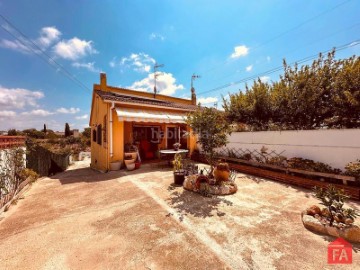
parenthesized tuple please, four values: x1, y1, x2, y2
(213, 162, 230, 182)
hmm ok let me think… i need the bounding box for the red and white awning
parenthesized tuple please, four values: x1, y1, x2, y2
(115, 107, 186, 123)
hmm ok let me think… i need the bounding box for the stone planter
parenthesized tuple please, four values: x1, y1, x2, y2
(183, 175, 237, 195)
(126, 163, 136, 171)
(110, 161, 122, 171)
(301, 211, 360, 243)
(125, 152, 137, 160)
(124, 159, 135, 166)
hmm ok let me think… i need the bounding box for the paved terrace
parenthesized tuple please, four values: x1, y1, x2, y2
(0, 160, 359, 270)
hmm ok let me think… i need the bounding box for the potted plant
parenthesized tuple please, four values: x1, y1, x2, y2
(173, 153, 185, 185)
(124, 143, 138, 160)
(173, 142, 181, 151)
(213, 160, 230, 183)
(124, 154, 135, 170)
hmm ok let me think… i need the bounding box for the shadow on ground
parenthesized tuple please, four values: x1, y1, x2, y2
(167, 184, 233, 220)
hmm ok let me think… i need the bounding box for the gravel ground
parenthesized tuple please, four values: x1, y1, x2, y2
(0, 159, 359, 270)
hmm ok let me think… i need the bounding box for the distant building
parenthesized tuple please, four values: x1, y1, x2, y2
(0, 131, 8, 135)
(72, 129, 80, 138)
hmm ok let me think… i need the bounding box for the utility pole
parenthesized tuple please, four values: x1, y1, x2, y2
(153, 63, 164, 98)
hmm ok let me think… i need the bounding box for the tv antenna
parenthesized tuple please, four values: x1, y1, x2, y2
(191, 73, 201, 89)
(153, 63, 164, 97)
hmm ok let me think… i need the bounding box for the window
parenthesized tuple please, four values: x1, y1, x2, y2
(92, 129, 97, 143)
(97, 125, 102, 145)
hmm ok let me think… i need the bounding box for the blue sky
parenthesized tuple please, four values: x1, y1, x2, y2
(0, 0, 359, 131)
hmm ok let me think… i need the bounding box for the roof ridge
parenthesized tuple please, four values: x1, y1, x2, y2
(95, 90, 198, 111)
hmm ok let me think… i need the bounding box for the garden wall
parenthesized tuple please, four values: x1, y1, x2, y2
(27, 144, 71, 176)
(226, 129, 360, 170)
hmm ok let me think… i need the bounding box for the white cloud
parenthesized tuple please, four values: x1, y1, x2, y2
(0, 86, 44, 109)
(267, 56, 271, 62)
(0, 38, 33, 54)
(230, 45, 249, 59)
(246, 65, 253, 72)
(120, 52, 156, 73)
(0, 110, 16, 117)
(36, 26, 61, 48)
(21, 109, 54, 116)
(109, 57, 116, 67)
(0, 25, 61, 54)
(53, 37, 98, 60)
(75, 114, 88, 120)
(128, 72, 184, 96)
(259, 76, 270, 82)
(198, 97, 218, 104)
(56, 107, 80, 114)
(72, 62, 100, 73)
(149, 33, 165, 41)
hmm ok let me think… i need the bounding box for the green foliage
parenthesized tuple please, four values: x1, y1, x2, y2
(82, 127, 91, 139)
(344, 159, 360, 180)
(19, 168, 39, 182)
(224, 51, 360, 130)
(187, 107, 232, 171)
(7, 129, 18, 136)
(287, 157, 342, 174)
(23, 128, 45, 139)
(313, 185, 358, 226)
(64, 123, 71, 137)
(173, 153, 183, 171)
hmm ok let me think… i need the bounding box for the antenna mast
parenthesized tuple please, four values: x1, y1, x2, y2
(153, 63, 164, 97)
(191, 73, 201, 89)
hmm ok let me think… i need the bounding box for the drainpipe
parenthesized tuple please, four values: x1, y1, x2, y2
(110, 102, 115, 158)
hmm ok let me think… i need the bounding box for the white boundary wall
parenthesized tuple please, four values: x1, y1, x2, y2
(226, 129, 360, 170)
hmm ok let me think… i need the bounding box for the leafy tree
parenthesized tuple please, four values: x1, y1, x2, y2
(7, 129, 18, 136)
(82, 127, 91, 139)
(186, 107, 231, 175)
(22, 128, 45, 139)
(224, 51, 360, 130)
(64, 123, 71, 137)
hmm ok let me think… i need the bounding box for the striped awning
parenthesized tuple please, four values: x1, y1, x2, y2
(115, 107, 186, 123)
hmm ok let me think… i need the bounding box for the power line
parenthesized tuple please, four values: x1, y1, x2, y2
(197, 39, 360, 96)
(0, 14, 91, 93)
(203, 21, 360, 87)
(200, 0, 352, 75)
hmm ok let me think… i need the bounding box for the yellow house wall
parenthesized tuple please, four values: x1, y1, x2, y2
(90, 96, 109, 171)
(111, 111, 124, 164)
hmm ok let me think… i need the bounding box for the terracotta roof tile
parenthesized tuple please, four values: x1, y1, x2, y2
(95, 90, 198, 111)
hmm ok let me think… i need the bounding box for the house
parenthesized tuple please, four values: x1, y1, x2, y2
(72, 129, 80, 138)
(89, 73, 198, 172)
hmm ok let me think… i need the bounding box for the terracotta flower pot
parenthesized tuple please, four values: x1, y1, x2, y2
(213, 168, 230, 182)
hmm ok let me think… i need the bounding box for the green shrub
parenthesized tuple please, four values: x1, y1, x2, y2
(20, 168, 39, 182)
(344, 159, 360, 180)
(314, 185, 358, 226)
(287, 157, 341, 174)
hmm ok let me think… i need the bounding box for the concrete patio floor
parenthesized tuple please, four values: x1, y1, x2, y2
(0, 159, 359, 270)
